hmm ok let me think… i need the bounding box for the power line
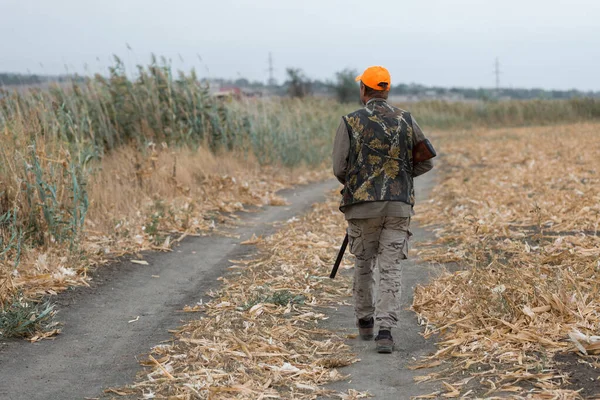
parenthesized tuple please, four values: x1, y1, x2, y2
(267, 52, 276, 86)
(494, 57, 501, 92)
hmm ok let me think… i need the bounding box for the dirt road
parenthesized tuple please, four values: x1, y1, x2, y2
(0, 180, 339, 400)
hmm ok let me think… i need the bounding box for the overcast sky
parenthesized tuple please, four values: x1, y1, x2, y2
(1, 0, 599, 90)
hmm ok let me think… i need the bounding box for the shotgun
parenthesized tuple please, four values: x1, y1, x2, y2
(413, 139, 437, 163)
(329, 233, 348, 279)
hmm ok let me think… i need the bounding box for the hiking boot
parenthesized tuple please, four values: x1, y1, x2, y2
(375, 329, 394, 353)
(357, 317, 374, 340)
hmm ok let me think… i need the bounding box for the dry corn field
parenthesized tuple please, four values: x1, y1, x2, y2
(412, 123, 600, 398)
(105, 122, 600, 399)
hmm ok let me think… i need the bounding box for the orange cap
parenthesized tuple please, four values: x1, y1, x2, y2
(355, 66, 391, 91)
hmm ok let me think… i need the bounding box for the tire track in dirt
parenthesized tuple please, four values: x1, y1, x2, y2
(0, 179, 338, 400)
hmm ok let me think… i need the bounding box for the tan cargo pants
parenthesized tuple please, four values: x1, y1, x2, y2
(347, 217, 411, 329)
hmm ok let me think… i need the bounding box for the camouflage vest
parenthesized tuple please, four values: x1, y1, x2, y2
(340, 99, 414, 209)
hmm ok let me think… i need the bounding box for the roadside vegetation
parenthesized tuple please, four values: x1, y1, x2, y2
(0, 57, 350, 339)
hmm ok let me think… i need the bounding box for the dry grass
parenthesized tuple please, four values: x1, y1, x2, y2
(109, 194, 369, 399)
(411, 122, 600, 398)
(86, 144, 311, 236)
(11, 142, 330, 301)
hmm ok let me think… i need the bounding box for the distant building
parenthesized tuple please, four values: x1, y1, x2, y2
(209, 84, 264, 100)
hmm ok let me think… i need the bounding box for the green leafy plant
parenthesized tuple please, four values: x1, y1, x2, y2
(0, 294, 58, 339)
(240, 289, 306, 310)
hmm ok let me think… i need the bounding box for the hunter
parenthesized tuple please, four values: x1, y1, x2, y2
(332, 66, 435, 353)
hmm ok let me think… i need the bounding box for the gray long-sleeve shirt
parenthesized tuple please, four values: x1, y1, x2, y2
(332, 102, 434, 220)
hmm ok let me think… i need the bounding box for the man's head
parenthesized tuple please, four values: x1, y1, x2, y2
(355, 66, 391, 104)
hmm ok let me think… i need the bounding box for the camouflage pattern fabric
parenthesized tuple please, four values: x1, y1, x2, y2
(340, 99, 415, 210)
(347, 216, 411, 329)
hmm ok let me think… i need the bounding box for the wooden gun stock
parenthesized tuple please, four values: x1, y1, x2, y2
(413, 139, 437, 163)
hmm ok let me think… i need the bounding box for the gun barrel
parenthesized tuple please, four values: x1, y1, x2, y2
(330, 233, 349, 279)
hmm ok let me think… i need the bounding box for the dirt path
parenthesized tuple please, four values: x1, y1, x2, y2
(0, 179, 339, 400)
(320, 171, 447, 398)
(0, 173, 446, 400)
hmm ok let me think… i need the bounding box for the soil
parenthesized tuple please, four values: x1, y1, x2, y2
(554, 352, 600, 399)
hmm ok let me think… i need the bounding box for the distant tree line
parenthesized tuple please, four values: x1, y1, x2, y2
(389, 83, 600, 100)
(219, 69, 600, 102)
(2, 70, 599, 101)
(0, 73, 83, 86)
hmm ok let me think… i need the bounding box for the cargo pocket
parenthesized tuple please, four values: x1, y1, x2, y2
(347, 221, 364, 256)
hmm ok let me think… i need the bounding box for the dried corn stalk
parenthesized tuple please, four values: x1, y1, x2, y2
(412, 123, 600, 398)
